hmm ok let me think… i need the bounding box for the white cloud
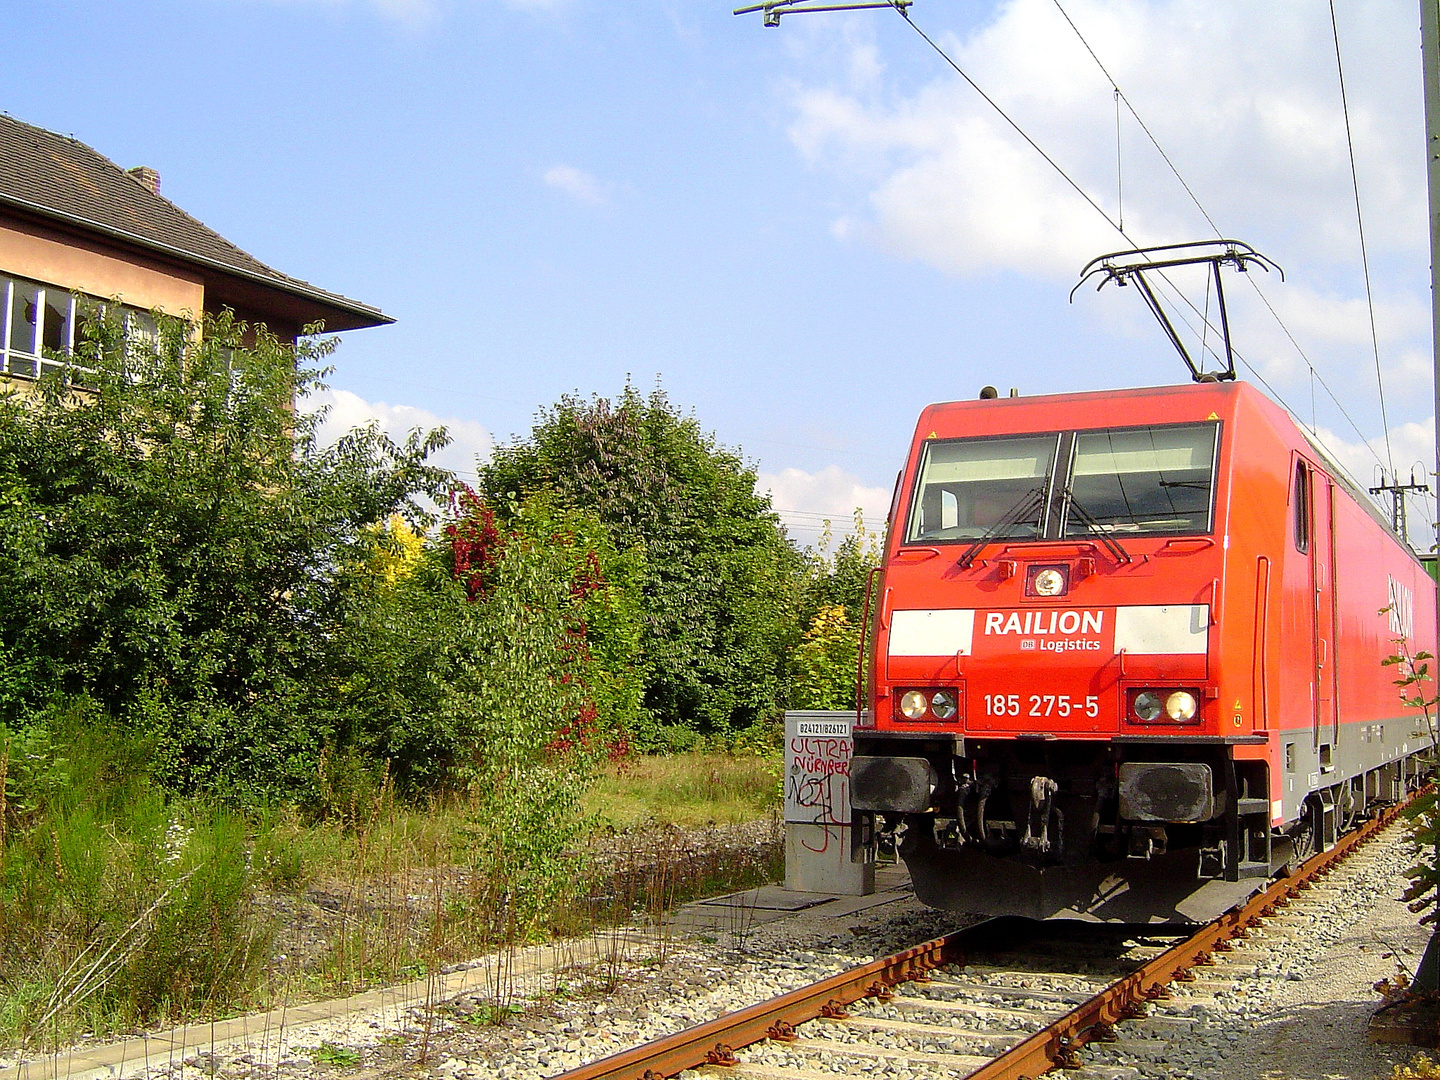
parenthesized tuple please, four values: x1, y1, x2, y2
(787, 0, 1424, 278)
(781, 0, 1438, 442)
(301, 386, 494, 479)
(1209, 280, 1435, 393)
(1310, 418, 1435, 547)
(1312, 418, 1434, 494)
(758, 464, 891, 544)
(1252, 284, 1428, 353)
(543, 164, 607, 205)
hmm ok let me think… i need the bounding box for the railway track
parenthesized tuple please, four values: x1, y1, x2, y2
(554, 793, 1419, 1080)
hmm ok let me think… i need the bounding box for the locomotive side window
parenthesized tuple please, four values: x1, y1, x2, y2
(1062, 422, 1218, 537)
(1293, 461, 1311, 553)
(905, 434, 1059, 543)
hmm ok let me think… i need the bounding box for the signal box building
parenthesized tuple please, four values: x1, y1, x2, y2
(0, 113, 390, 383)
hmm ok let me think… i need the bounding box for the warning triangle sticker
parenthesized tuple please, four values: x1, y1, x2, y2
(1234, 698, 1243, 710)
(928, 431, 937, 439)
(1208, 412, 1220, 420)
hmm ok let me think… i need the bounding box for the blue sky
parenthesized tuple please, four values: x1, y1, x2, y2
(7, 0, 1436, 545)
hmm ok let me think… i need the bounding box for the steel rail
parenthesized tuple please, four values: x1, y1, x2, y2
(549, 932, 960, 1080)
(552, 788, 1422, 1080)
(967, 787, 1422, 1080)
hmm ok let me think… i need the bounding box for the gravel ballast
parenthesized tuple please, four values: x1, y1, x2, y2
(3, 826, 1432, 1080)
(1081, 833, 1432, 1080)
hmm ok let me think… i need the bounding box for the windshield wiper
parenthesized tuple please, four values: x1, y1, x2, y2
(1061, 488, 1133, 565)
(956, 487, 1047, 569)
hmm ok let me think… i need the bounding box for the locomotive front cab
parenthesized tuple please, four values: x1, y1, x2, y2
(853, 385, 1279, 921)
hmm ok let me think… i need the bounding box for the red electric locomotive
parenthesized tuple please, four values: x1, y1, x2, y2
(852, 379, 1437, 922)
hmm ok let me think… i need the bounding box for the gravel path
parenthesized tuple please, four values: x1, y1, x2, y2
(1079, 832, 1432, 1080)
(1185, 840, 1432, 1080)
(5, 826, 1432, 1080)
(375, 898, 972, 1080)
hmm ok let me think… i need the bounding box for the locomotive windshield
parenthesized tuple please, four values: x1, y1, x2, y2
(1062, 423, 1218, 537)
(905, 434, 1060, 543)
(903, 421, 1218, 545)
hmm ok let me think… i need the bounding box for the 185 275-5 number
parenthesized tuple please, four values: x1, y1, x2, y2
(983, 693, 1099, 718)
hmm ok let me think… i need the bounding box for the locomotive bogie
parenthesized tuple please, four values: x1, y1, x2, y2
(857, 381, 1438, 922)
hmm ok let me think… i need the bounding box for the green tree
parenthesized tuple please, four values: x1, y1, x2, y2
(797, 511, 885, 630)
(320, 491, 644, 789)
(790, 604, 860, 710)
(789, 512, 885, 711)
(438, 500, 615, 948)
(478, 383, 801, 737)
(0, 308, 448, 797)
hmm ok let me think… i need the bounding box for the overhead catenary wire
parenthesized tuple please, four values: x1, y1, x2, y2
(1114, 87, 1124, 232)
(1048, 0, 1224, 240)
(1046, 0, 1391, 467)
(923, 2, 1310, 421)
(1328, 0, 1396, 479)
(737, 0, 1399, 535)
(1004, 0, 1399, 493)
(883, 1, 1123, 234)
(729, 1, 1413, 541)
(879, 2, 1196, 321)
(736, 2, 1407, 533)
(1241, 275, 1388, 460)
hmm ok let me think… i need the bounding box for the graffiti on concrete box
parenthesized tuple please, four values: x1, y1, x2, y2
(784, 716, 853, 843)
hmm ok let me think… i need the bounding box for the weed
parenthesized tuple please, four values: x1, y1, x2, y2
(310, 1042, 362, 1067)
(467, 1002, 524, 1025)
(1, 731, 784, 1053)
(251, 810, 312, 893)
(1395, 1054, 1440, 1078)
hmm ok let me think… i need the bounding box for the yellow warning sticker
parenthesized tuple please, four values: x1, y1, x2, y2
(928, 431, 937, 439)
(1208, 412, 1220, 420)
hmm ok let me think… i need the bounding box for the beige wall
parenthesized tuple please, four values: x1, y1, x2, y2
(0, 215, 203, 317)
(0, 376, 39, 400)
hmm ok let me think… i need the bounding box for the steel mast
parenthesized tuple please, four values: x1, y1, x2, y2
(1424, 1, 1440, 553)
(1411, 0, 1440, 992)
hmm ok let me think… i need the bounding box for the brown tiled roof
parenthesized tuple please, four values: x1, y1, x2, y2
(0, 113, 391, 328)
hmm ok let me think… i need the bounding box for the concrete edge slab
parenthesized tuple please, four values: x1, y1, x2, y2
(0, 936, 616, 1080)
(3, 867, 915, 1080)
(811, 891, 909, 918)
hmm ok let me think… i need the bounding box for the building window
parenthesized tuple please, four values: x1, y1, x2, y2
(42, 290, 69, 354)
(1, 274, 72, 378)
(0, 272, 159, 381)
(124, 309, 157, 355)
(7, 278, 39, 376)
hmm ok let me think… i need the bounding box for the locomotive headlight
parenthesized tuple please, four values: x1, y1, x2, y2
(1032, 568, 1066, 596)
(1133, 691, 1164, 722)
(1165, 690, 1198, 722)
(930, 690, 958, 720)
(900, 690, 929, 720)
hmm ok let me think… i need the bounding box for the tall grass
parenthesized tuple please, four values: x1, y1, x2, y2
(0, 734, 784, 1052)
(0, 701, 265, 1048)
(584, 751, 781, 828)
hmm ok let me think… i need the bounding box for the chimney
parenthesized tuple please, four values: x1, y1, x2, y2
(127, 166, 160, 195)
